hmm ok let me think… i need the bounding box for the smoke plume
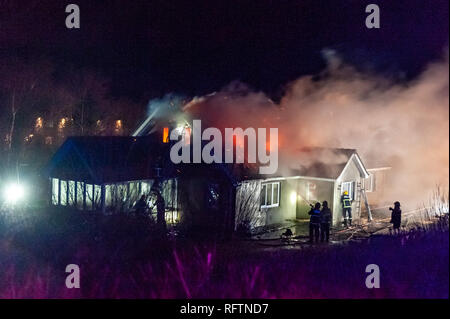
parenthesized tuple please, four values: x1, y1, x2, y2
(179, 50, 449, 207)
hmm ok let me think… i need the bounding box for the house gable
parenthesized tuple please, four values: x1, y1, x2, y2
(337, 153, 370, 181)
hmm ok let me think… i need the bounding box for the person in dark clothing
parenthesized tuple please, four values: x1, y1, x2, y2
(309, 202, 321, 243)
(320, 201, 332, 242)
(134, 195, 148, 216)
(389, 201, 402, 234)
(155, 191, 167, 233)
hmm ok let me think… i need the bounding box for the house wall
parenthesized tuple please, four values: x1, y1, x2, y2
(294, 178, 335, 219)
(234, 179, 297, 229)
(333, 156, 365, 227)
(235, 178, 334, 228)
(263, 179, 297, 225)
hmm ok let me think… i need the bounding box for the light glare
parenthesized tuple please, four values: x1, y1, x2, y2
(3, 183, 25, 204)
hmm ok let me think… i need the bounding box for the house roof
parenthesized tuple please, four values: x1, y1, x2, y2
(288, 147, 369, 180)
(45, 135, 173, 184)
(45, 134, 369, 184)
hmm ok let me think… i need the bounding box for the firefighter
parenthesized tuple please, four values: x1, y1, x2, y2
(308, 202, 321, 243)
(320, 201, 332, 242)
(389, 201, 402, 234)
(341, 190, 352, 227)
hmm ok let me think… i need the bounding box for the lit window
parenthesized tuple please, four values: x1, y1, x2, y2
(52, 178, 59, 205)
(261, 182, 280, 208)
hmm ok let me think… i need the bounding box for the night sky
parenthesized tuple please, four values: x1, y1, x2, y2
(1, 0, 448, 101)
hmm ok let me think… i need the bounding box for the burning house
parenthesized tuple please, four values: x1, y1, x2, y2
(44, 127, 239, 235)
(46, 93, 392, 233)
(46, 116, 379, 233)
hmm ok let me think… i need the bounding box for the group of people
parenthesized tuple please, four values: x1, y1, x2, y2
(307, 190, 353, 243)
(308, 200, 332, 243)
(308, 188, 403, 243)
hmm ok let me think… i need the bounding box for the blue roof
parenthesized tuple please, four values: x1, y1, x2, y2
(45, 135, 172, 184)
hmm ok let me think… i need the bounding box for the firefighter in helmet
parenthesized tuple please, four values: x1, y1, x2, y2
(341, 190, 352, 227)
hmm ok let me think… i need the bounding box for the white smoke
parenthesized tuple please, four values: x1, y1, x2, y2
(181, 49, 449, 207)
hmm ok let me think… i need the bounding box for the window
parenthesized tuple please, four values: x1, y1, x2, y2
(68, 181, 76, 206)
(365, 173, 376, 192)
(52, 178, 59, 205)
(76, 182, 85, 208)
(85, 184, 94, 210)
(341, 181, 355, 200)
(93, 185, 101, 209)
(60, 180, 67, 206)
(261, 182, 280, 208)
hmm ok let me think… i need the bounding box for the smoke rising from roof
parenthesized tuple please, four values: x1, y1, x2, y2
(180, 49, 449, 207)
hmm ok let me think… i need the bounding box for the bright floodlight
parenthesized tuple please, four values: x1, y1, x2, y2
(3, 183, 25, 204)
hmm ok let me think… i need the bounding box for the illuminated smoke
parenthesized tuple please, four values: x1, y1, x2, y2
(181, 49, 449, 207)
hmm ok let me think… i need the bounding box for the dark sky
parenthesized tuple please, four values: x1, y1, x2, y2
(0, 0, 448, 101)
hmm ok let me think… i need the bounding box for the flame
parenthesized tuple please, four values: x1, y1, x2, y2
(163, 127, 169, 143)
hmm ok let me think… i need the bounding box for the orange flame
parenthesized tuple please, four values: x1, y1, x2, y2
(163, 127, 169, 143)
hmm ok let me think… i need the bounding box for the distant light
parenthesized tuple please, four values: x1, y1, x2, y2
(58, 117, 68, 130)
(290, 191, 297, 204)
(35, 117, 43, 130)
(24, 134, 34, 142)
(3, 183, 26, 205)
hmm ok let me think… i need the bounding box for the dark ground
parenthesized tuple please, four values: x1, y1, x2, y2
(0, 207, 448, 298)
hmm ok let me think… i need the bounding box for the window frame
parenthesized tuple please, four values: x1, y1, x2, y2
(365, 173, 376, 193)
(261, 182, 280, 208)
(341, 181, 355, 200)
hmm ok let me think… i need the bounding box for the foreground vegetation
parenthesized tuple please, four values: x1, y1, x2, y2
(0, 207, 448, 298)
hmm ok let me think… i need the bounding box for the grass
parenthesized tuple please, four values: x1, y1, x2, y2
(0, 206, 448, 298)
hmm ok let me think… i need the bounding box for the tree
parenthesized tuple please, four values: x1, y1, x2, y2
(0, 58, 53, 175)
